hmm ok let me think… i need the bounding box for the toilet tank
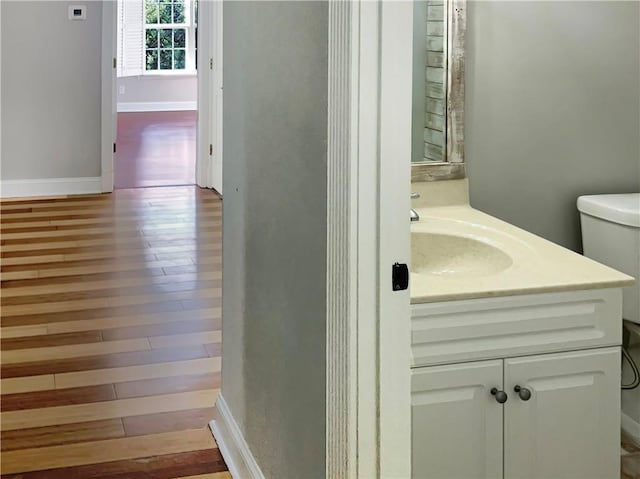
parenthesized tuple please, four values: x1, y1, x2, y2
(578, 194, 640, 324)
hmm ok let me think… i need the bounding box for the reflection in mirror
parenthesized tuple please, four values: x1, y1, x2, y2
(413, 0, 447, 163)
(411, 0, 465, 180)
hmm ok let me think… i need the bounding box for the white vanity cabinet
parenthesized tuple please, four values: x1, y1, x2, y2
(411, 288, 623, 479)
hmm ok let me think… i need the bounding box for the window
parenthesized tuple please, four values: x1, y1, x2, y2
(117, 0, 197, 77)
(144, 0, 197, 72)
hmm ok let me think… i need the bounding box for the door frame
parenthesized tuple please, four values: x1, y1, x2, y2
(101, 0, 116, 192)
(211, 0, 223, 194)
(196, 0, 221, 191)
(376, 2, 413, 475)
(201, 0, 223, 194)
(101, 0, 215, 192)
(327, 1, 412, 476)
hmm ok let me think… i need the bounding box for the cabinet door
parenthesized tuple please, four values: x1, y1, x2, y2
(504, 347, 620, 479)
(412, 360, 503, 479)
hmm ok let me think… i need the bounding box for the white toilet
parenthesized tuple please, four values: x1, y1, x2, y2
(578, 193, 640, 323)
(578, 193, 640, 441)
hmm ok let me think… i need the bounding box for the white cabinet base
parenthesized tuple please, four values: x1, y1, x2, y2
(412, 348, 622, 479)
(411, 288, 623, 479)
(504, 348, 620, 479)
(412, 360, 503, 479)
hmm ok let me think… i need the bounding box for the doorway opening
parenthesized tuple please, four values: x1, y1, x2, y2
(114, 0, 198, 189)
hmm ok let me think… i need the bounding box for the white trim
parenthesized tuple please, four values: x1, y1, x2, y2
(0, 3, 3, 179)
(326, 2, 412, 476)
(196, 0, 215, 190)
(326, 2, 358, 477)
(102, 0, 117, 193)
(377, 1, 413, 476)
(104, 0, 207, 192)
(137, 72, 197, 78)
(0, 177, 103, 198)
(354, 2, 381, 476)
(117, 101, 197, 112)
(210, 0, 223, 194)
(622, 411, 640, 444)
(210, 395, 265, 479)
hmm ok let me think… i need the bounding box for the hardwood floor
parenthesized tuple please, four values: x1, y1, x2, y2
(623, 430, 640, 479)
(115, 112, 197, 189)
(0, 186, 229, 478)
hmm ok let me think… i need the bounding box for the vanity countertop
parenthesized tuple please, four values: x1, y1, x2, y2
(410, 203, 635, 304)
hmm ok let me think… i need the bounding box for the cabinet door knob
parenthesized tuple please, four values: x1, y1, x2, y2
(514, 385, 532, 401)
(490, 387, 508, 404)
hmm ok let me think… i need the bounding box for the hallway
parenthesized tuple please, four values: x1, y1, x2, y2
(0, 186, 228, 478)
(115, 112, 197, 189)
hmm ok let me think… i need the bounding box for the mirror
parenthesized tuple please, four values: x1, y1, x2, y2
(411, 0, 465, 181)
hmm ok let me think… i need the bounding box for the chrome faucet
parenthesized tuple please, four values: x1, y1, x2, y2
(410, 192, 420, 222)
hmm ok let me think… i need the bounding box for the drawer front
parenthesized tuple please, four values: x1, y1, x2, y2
(411, 288, 621, 368)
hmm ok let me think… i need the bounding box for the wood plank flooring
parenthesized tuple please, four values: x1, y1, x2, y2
(115, 112, 197, 189)
(0, 186, 229, 478)
(622, 430, 640, 479)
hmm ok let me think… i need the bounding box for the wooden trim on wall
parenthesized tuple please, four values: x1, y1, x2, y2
(446, 0, 465, 165)
(411, 162, 465, 182)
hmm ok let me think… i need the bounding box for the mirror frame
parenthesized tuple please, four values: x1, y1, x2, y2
(412, 0, 466, 182)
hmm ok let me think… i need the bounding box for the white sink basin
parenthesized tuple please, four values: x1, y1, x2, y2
(408, 204, 633, 303)
(411, 232, 513, 277)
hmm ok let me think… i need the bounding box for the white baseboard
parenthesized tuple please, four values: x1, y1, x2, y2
(0, 177, 103, 198)
(117, 101, 197, 112)
(209, 395, 265, 479)
(622, 411, 640, 444)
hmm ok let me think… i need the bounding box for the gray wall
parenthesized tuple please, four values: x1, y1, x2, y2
(222, 2, 327, 478)
(1, 1, 102, 180)
(117, 75, 197, 108)
(466, 1, 640, 251)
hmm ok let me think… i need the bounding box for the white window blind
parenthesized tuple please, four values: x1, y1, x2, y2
(118, 0, 144, 77)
